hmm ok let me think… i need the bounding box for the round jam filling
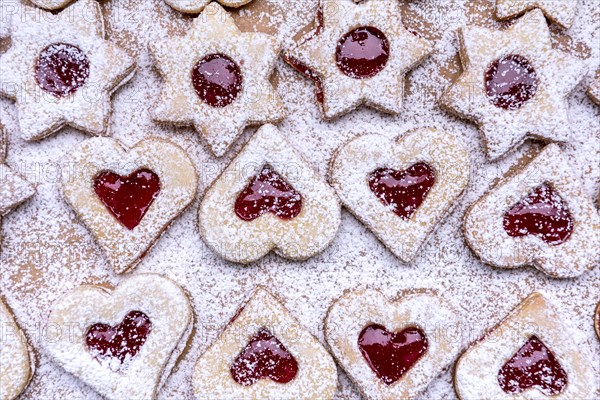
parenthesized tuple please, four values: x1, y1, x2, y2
(191, 54, 243, 107)
(336, 26, 390, 79)
(35, 43, 90, 97)
(484, 54, 537, 110)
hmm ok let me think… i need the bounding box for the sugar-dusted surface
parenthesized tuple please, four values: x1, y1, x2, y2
(0, 0, 598, 399)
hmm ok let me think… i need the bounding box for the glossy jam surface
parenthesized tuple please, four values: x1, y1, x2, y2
(192, 54, 243, 107)
(230, 328, 298, 386)
(94, 169, 161, 230)
(86, 311, 152, 371)
(358, 324, 428, 385)
(503, 183, 573, 245)
(336, 26, 390, 79)
(485, 54, 537, 110)
(498, 335, 567, 395)
(35, 43, 90, 97)
(234, 165, 303, 222)
(369, 163, 435, 220)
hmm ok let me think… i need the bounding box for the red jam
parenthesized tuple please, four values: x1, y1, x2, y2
(94, 169, 161, 230)
(358, 324, 428, 385)
(368, 163, 435, 220)
(503, 183, 573, 245)
(485, 54, 537, 110)
(336, 26, 390, 79)
(498, 335, 567, 395)
(192, 54, 243, 107)
(234, 165, 302, 222)
(230, 328, 298, 386)
(86, 311, 152, 371)
(35, 43, 90, 98)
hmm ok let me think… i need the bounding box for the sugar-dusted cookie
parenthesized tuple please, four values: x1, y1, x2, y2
(284, 0, 432, 120)
(149, 2, 285, 157)
(193, 287, 337, 400)
(61, 137, 198, 273)
(325, 289, 462, 400)
(0, 0, 135, 141)
(464, 144, 599, 278)
(164, 0, 252, 14)
(595, 302, 600, 340)
(440, 10, 587, 160)
(198, 124, 340, 263)
(0, 297, 34, 400)
(0, 125, 34, 217)
(588, 76, 600, 106)
(496, 0, 579, 29)
(454, 292, 596, 399)
(329, 128, 470, 263)
(46, 274, 193, 400)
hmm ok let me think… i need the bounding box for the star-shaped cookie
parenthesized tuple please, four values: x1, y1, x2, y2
(496, 0, 579, 29)
(164, 0, 252, 14)
(440, 10, 586, 160)
(0, 0, 136, 141)
(0, 125, 34, 218)
(149, 2, 285, 157)
(284, 0, 432, 120)
(588, 76, 600, 106)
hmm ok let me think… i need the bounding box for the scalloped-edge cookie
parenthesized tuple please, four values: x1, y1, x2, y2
(164, 0, 253, 14)
(464, 143, 599, 278)
(198, 124, 341, 264)
(0, 124, 35, 217)
(495, 0, 579, 29)
(329, 128, 470, 263)
(0, 0, 135, 141)
(0, 297, 34, 400)
(45, 274, 193, 400)
(454, 292, 596, 399)
(440, 9, 587, 160)
(284, 0, 432, 120)
(192, 286, 338, 400)
(149, 2, 285, 157)
(61, 137, 198, 274)
(325, 289, 462, 400)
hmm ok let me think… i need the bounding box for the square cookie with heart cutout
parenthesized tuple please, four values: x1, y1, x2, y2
(192, 286, 338, 400)
(61, 137, 198, 273)
(325, 289, 462, 400)
(329, 128, 470, 263)
(45, 274, 193, 400)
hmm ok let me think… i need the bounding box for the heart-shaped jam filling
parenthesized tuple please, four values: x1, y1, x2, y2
(230, 328, 299, 386)
(358, 324, 428, 385)
(35, 43, 90, 98)
(368, 163, 435, 220)
(94, 169, 161, 230)
(192, 53, 243, 108)
(485, 54, 537, 110)
(86, 311, 152, 371)
(503, 183, 573, 245)
(336, 26, 390, 79)
(234, 165, 303, 222)
(498, 335, 567, 395)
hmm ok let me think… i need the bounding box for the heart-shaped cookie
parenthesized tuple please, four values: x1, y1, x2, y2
(198, 124, 341, 263)
(329, 128, 470, 263)
(61, 137, 198, 273)
(193, 287, 338, 400)
(454, 292, 596, 399)
(464, 144, 600, 278)
(325, 289, 462, 400)
(45, 274, 193, 400)
(0, 297, 34, 400)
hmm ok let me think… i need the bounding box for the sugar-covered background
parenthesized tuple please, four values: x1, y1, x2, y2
(0, 0, 598, 398)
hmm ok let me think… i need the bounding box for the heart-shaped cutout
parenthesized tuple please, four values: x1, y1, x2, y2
(368, 163, 435, 220)
(86, 310, 153, 372)
(234, 165, 302, 222)
(358, 324, 428, 385)
(497, 335, 567, 395)
(94, 169, 161, 230)
(503, 183, 572, 245)
(230, 327, 299, 386)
